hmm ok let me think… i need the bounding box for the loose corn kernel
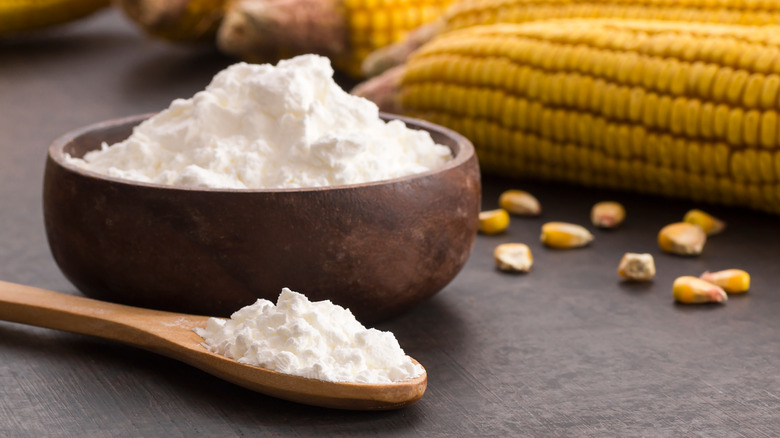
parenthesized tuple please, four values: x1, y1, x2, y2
(683, 208, 726, 235)
(658, 222, 707, 255)
(700, 269, 750, 293)
(498, 189, 541, 216)
(673, 275, 727, 304)
(478, 209, 510, 235)
(494, 243, 533, 273)
(540, 221, 593, 249)
(591, 201, 626, 228)
(617, 252, 656, 282)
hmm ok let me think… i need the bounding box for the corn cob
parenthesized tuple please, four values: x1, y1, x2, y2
(444, 0, 780, 32)
(363, 0, 780, 76)
(117, 0, 226, 42)
(0, 0, 110, 35)
(354, 19, 780, 214)
(217, 0, 456, 77)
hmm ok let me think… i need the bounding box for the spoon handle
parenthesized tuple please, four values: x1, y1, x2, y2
(0, 280, 207, 350)
(0, 280, 279, 398)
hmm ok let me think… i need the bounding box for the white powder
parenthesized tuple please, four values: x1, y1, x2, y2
(65, 55, 451, 189)
(194, 288, 424, 384)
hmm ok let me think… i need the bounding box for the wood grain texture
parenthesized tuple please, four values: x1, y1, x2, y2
(2, 7, 780, 437)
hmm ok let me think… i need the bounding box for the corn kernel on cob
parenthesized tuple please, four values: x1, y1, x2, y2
(673, 275, 728, 304)
(494, 243, 533, 272)
(118, 0, 226, 42)
(354, 19, 780, 214)
(363, 0, 780, 76)
(540, 221, 593, 248)
(700, 269, 750, 293)
(217, 0, 455, 77)
(0, 0, 110, 35)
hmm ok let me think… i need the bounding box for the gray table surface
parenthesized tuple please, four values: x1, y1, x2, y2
(2, 8, 779, 437)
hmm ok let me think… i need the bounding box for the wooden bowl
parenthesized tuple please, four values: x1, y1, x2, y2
(43, 113, 481, 323)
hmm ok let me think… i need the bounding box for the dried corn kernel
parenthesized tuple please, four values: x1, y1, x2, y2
(499, 190, 541, 216)
(683, 209, 726, 235)
(658, 222, 707, 255)
(591, 201, 626, 228)
(617, 252, 656, 282)
(673, 276, 727, 304)
(478, 209, 510, 235)
(494, 243, 533, 273)
(700, 269, 750, 293)
(540, 222, 593, 249)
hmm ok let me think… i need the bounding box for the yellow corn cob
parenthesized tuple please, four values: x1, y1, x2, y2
(444, 0, 780, 33)
(117, 0, 226, 42)
(363, 0, 780, 76)
(0, 0, 110, 35)
(217, 0, 455, 77)
(354, 19, 780, 214)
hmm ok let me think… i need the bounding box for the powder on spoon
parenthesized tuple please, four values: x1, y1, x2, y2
(194, 288, 424, 384)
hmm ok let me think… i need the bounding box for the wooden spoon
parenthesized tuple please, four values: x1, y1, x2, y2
(0, 280, 427, 410)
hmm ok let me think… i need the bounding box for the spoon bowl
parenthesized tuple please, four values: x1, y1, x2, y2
(0, 280, 426, 410)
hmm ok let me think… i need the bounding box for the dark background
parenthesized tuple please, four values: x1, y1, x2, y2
(1, 8, 778, 437)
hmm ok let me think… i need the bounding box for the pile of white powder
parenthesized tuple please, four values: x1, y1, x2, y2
(65, 54, 451, 189)
(194, 288, 424, 384)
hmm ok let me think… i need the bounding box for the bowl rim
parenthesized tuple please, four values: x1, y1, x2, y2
(48, 112, 477, 193)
